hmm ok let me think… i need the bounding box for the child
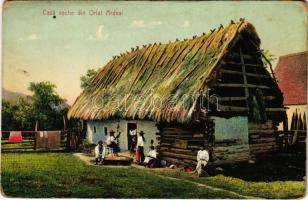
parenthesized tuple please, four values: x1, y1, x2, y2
(95, 140, 106, 165)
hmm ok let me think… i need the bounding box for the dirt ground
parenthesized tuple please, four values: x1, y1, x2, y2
(76, 149, 306, 182)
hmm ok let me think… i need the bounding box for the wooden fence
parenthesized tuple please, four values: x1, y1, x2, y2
(1, 129, 84, 152)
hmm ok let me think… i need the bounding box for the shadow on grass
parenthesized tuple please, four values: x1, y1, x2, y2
(212, 151, 306, 181)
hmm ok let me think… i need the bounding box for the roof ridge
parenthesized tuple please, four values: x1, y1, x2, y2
(279, 51, 308, 59)
(110, 20, 247, 62)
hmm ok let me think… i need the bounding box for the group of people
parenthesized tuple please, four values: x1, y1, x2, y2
(94, 129, 209, 175)
(129, 130, 158, 168)
(94, 129, 158, 167)
(94, 130, 120, 165)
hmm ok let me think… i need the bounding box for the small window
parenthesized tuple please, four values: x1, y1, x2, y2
(104, 127, 108, 136)
(94, 126, 96, 133)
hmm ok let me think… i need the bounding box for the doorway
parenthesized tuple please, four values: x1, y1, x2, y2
(127, 123, 137, 151)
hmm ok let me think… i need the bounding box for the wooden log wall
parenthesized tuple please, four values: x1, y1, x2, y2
(212, 141, 250, 165)
(157, 120, 214, 167)
(248, 120, 278, 156)
(208, 39, 285, 124)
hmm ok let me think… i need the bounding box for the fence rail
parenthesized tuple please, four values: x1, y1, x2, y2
(1, 129, 84, 152)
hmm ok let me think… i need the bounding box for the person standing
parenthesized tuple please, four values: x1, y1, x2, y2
(129, 129, 137, 153)
(196, 145, 209, 176)
(106, 130, 119, 157)
(136, 131, 145, 164)
(94, 140, 106, 165)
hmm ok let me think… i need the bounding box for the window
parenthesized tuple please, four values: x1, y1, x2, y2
(104, 127, 108, 136)
(94, 126, 96, 133)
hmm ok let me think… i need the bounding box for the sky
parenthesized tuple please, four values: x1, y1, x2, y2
(2, 1, 307, 105)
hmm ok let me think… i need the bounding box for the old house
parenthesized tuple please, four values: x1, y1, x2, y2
(68, 21, 286, 166)
(275, 51, 307, 146)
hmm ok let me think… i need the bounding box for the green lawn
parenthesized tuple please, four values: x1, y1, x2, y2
(1, 152, 306, 198)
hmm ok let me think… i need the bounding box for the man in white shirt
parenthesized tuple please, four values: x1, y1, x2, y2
(196, 145, 209, 176)
(143, 146, 157, 167)
(129, 129, 137, 153)
(95, 140, 106, 165)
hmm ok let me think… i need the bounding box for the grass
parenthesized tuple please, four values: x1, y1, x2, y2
(150, 168, 306, 199)
(1, 152, 306, 198)
(1, 152, 241, 198)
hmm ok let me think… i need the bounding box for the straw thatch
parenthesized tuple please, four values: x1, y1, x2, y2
(68, 21, 261, 123)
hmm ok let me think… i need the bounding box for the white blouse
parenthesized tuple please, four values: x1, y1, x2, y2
(197, 150, 209, 162)
(137, 135, 144, 147)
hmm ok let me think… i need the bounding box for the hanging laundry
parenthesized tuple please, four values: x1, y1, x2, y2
(8, 131, 22, 143)
(36, 131, 61, 149)
(45, 131, 61, 149)
(36, 131, 47, 148)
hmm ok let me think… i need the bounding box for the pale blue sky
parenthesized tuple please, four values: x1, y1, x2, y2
(3, 1, 307, 104)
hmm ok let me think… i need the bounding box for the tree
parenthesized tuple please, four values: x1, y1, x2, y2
(2, 100, 17, 130)
(80, 68, 99, 90)
(261, 49, 276, 67)
(13, 97, 35, 130)
(29, 81, 67, 130)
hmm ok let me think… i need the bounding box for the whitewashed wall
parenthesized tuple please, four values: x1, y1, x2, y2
(211, 116, 249, 143)
(87, 119, 159, 153)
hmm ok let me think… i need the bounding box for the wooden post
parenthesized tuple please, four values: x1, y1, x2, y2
(34, 120, 38, 150)
(66, 129, 71, 151)
(239, 47, 249, 111)
(63, 115, 67, 131)
(35, 120, 38, 131)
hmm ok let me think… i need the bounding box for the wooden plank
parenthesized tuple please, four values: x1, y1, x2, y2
(223, 61, 261, 67)
(219, 105, 249, 111)
(249, 129, 274, 134)
(240, 48, 249, 107)
(227, 52, 255, 60)
(161, 151, 196, 160)
(173, 139, 188, 149)
(265, 108, 287, 112)
(215, 83, 271, 89)
(218, 96, 247, 101)
(220, 69, 271, 79)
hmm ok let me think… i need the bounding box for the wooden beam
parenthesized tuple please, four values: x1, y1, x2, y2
(219, 105, 249, 111)
(265, 108, 287, 112)
(214, 83, 271, 89)
(222, 61, 262, 67)
(227, 52, 255, 60)
(219, 96, 276, 101)
(219, 96, 247, 101)
(240, 48, 249, 103)
(220, 69, 271, 78)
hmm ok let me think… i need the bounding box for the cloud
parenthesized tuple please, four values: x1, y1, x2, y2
(87, 25, 110, 41)
(131, 20, 146, 28)
(180, 20, 191, 28)
(19, 33, 40, 41)
(130, 20, 162, 28)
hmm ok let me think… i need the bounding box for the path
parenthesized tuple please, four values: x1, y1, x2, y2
(74, 153, 260, 199)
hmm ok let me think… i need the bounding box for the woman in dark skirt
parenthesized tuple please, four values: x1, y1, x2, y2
(136, 131, 145, 163)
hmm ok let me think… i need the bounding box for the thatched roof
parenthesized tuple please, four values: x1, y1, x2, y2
(68, 21, 261, 123)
